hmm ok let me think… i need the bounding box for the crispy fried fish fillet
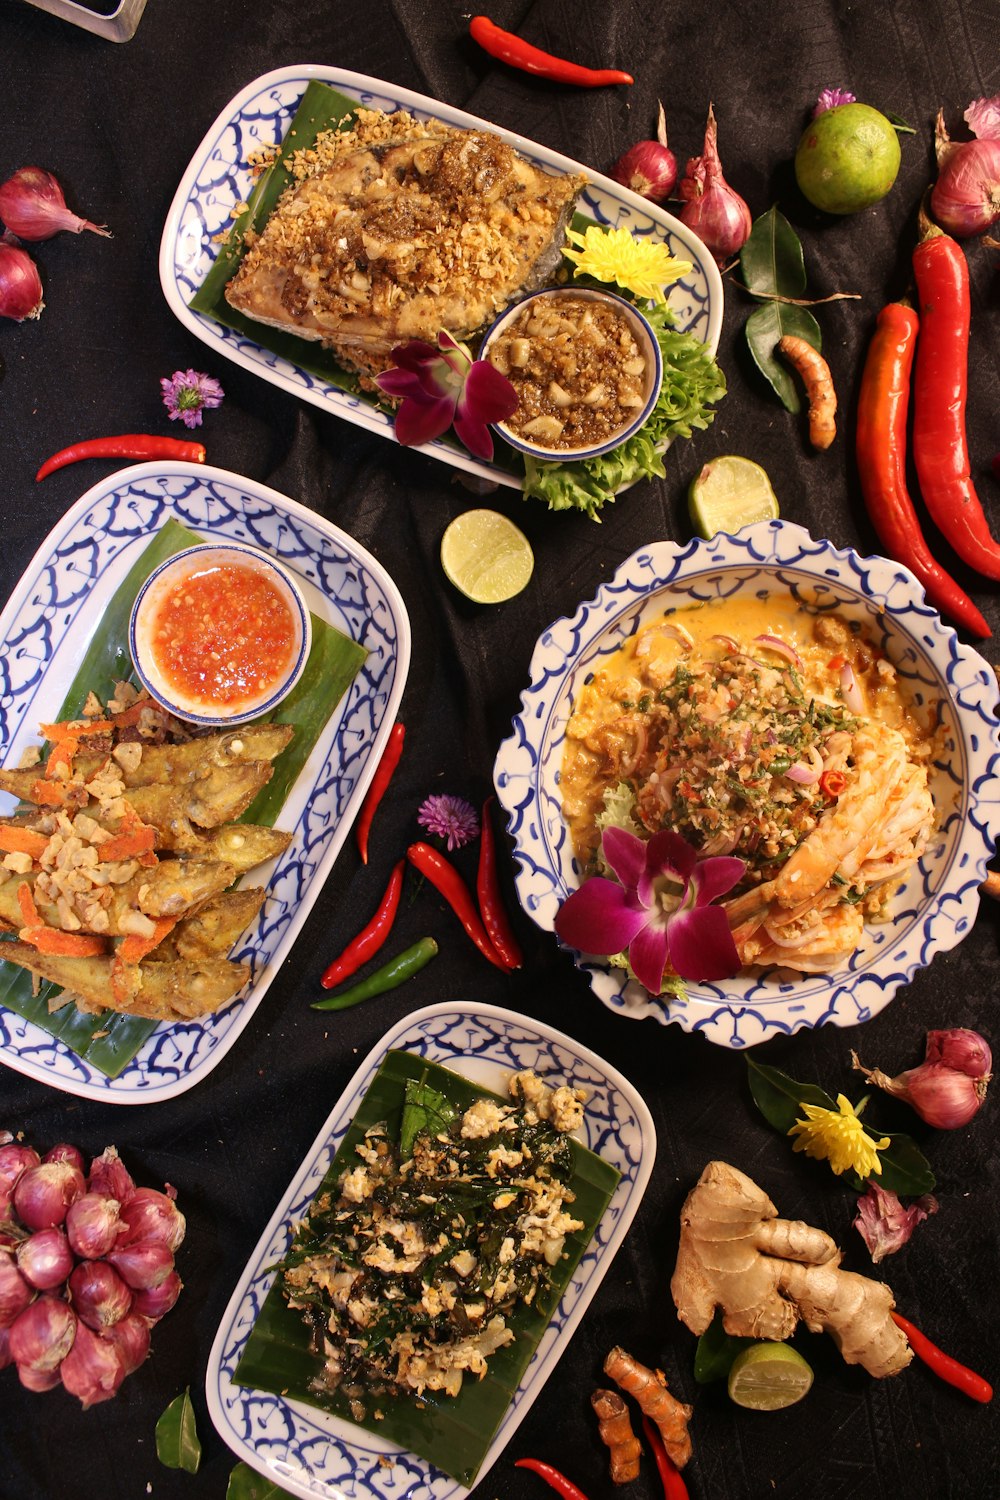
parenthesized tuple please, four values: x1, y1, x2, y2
(0, 941, 249, 1020)
(225, 110, 586, 377)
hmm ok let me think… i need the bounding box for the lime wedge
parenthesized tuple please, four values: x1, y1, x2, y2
(440, 509, 534, 604)
(727, 1342, 814, 1411)
(688, 455, 780, 539)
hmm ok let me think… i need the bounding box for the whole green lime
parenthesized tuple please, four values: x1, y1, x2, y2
(795, 103, 901, 214)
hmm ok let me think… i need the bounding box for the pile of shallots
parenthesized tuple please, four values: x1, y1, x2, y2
(0, 1133, 184, 1407)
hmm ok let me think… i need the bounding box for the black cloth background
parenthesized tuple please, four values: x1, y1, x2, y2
(1, 2, 999, 1497)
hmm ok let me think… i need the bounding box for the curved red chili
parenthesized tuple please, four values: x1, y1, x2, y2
(641, 1414, 691, 1500)
(476, 797, 523, 970)
(36, 435, 206, 480)
(856, 303, 990, 638)
(514, 1458, 592, 1500)
(912, 227, 1000, 581)
(407, 840, 510, 970)
(356, 721, 405, 864)
(469, 16, 633, 88)
(891, 1311, 993, 1403)
(320, 858, 405, 989)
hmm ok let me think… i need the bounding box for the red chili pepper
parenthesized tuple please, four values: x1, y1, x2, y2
(320, 859, 405, 989)
(891, 1311, 993, 1403)
(36, 435, 207, 481)
(855, 302, 990, 637)
(641, 1415, 690, 1500)
(407, 840, 510, 970)
(819, 769, 847, 799)
(515, 1458, 592, 1500)
(356, 721, 405, 864)
(469, 16, 633, 88)
(912, 227, 1000, 582)
(476, 797, 523, 970)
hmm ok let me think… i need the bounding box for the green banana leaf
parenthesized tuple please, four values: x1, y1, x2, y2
(0, 518, 367, 1077)
(234, 1052, 621, 1486)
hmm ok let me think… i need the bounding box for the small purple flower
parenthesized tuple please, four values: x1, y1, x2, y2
(417, 794, 480, 851)
(160, 368, 225, 429)
(374, 332, 517, 462)
(554, 827, 744, 991)
(813, 87, 857, 118)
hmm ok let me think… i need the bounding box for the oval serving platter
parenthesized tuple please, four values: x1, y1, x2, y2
(159, 65, 723, 492)
(0, 462, 409, 1103)
(206, 1002, 655, 1500)
(494, 521, 1000, 1049)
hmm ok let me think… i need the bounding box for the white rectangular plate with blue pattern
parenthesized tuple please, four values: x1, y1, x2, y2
(159, 65, 723, 491)
(0, 461, 410, 1103)
(205, 1002, 655, 1500)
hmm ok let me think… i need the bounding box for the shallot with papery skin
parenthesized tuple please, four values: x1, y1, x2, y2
(0, 1143, 40, 1192)
(18, 1362, 61, 1391)
(59, 1321, 126, 1408)
(853, 1028, 991, 1129)
(13, 1162, 85, 1231)
(16, 1228, 74, 1291)
(930, 99, 1000, 239)
(118, 1186, 185, 1251)
(66, 1193, 123, 1260)
(43, 1143, 85, 1172)
(107, 1239, 174, 1291)
(0, 241, 44, 321)
(0, 167, 111, 241)
(69, 1260, 133, 1330)
(0, 1325, 11, 1370)
(854, 1181, 938, 1263)
(132, 1270, 182, 1322)
(926, 1027, 992, 1077)
(87, 1144, 135, 1204)
(100, 1311, 150, 1373)
(678, 103, 752, 266)
(9, 1294, 76, 1372)
(0, 1253, 34, 1327)
(609, 101, 678, 203)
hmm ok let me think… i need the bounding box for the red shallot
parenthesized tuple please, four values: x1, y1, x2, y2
(107, 1239, 174, 1291)
(131, 1270, 182, 1322)
(100, 1311, 150, 1373)
(678, 104, 752, 266)
(609, 102, 678, 203)
(0, 167, 111, 241)
(18, 1363, 61, 1391)
(69, 1260, 133, 1330)
(0, 241, 43, 322)
(87, 1144, 136, 1204)
(9, 1294, 76, 1372)
(931, 99, 1000, 239)
(118, 1186, 185, 1251)
(43, 1143, 85, 1172)
(16, 1228, 73, 1291)
(13, 1161, 85, 1231)
(66, 1192, 124, 1260)
(0, 1253, 34, 1327)
(853, 1028, 991, 1129)
(0, 1326, 10, 1370)
(926, 1027, 992, 1077)
(59, 1321, 126, 1408)
(0, 1143, 39, 1193)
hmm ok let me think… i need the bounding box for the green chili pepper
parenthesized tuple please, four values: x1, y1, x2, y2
(311, 937, 438, 1011)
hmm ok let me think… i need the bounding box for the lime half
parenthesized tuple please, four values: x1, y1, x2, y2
(688, 455, 780, 539)
(440, 509, 534, 604)
(727, 1342, 814, 1411)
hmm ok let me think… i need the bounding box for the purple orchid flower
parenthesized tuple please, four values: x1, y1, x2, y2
(374, 331, 518, 462)
(554, 826, 745, 990)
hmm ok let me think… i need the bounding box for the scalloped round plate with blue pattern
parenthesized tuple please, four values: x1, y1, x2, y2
(159, 65, 723, 492)
(494, 520, 1000, 1049)
(0, 462, 409, 1102)
(205, 1002, 654, 1500)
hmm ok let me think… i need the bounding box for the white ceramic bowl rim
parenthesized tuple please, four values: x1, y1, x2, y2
(129, 541, 312, 726)
(481, 287, 664, 462)
(493, 520, 1000, 1048)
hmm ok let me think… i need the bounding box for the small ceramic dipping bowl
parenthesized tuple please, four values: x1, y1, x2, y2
(129, 542, 311, 727)
(480, 287, 663, 463)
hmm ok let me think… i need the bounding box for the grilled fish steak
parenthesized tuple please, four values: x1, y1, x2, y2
(225, 111, 586, 376)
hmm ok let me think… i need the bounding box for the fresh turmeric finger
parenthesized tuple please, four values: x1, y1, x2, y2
(604, 1347, 693, 1471)
(592, 1388, 642, 1484)
(778, 334, 837, 450)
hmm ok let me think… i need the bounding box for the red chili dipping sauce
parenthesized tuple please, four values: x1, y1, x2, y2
(145, 560, 298, 712)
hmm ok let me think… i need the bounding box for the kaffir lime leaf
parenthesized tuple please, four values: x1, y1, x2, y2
(688, 454, 780, 539)
(795, 103, 901, 215)
(727, 1342, 815, 1411)
(440, 509, 534, 604)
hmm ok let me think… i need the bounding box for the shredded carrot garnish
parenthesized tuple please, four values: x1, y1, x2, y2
(39, 718, 117, 741)
(99, 813, 157, 864)
(30, 779, 71, 807)
(118, 915, 177, 964)
(46, 738, 80, 779)
(16, 882, 41, 927)
(19, 926, 108, 957)
(0, 828, 49, 860)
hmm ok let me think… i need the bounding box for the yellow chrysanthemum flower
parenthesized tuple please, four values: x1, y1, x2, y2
(788, 1094, 890, 1178)
(563, 226, 693, 305)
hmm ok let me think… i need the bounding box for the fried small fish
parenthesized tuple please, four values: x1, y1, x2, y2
(0, 758, 273, 831)
(0, 859, 238, 934)
(150, 888, 266, 962)
(71, 723, 294, 788)
(0, 941, 249, 1020)
(151, 820, 293, 869)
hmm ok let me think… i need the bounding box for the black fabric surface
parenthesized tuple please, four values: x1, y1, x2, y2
(1, 2, 999, 1497)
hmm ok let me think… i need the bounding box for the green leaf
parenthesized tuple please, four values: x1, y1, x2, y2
(399, 1076, 458, 1157)
(885, 111, 917, 135)
(739, 206, 808, 299)
(746, 1056, 837, 1135)
(846, 1133, 936, 1197)
(233, 1051, 620, 1486)
(227, 1463, 297, 1500)
(694, 1310, 755, 1383)
(744, 302, 822, 413)
(156, 1389, 202, 1473)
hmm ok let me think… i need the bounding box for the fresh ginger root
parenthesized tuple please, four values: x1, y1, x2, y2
(670, 1161, 911, 1379)
(591, 1388, 641, 1484)
(604, 1346, 693, 1470)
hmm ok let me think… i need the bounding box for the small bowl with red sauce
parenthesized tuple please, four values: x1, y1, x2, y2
(129, 543, 312, 726)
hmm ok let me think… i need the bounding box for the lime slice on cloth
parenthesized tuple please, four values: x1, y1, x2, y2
(440, 509, 534, 604)
(688, 455, 780, 539)
(727, 1342, 814, 1411)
